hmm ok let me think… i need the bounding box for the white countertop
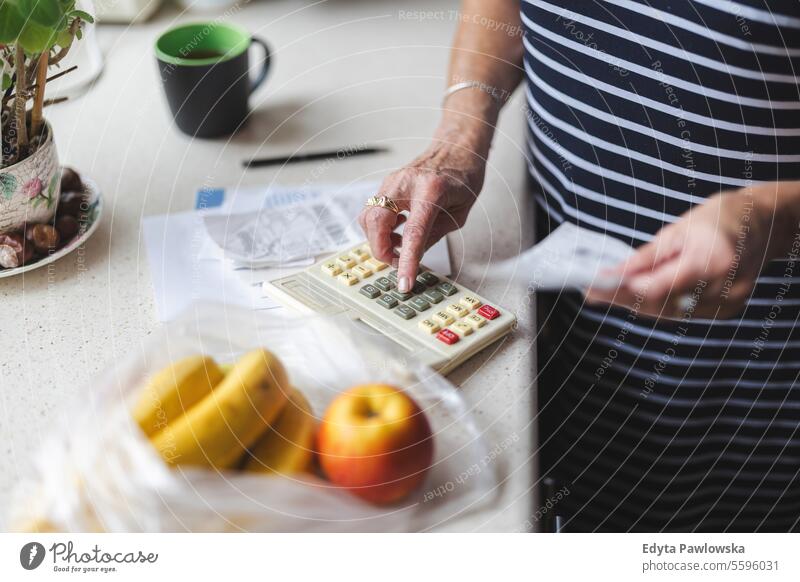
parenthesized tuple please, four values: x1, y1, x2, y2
(0, 0, 537, 532)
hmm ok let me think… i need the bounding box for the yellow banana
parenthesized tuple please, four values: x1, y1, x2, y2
(132, 355, 224, 437)
(150, 349, 290, 469)
(243, 388, 316, 475)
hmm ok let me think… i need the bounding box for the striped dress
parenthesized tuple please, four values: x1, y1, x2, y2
(522, 0, 800, 532)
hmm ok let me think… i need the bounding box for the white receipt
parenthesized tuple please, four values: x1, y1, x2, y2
(495, 222, 635, 291)
(203, 201, 359, 266)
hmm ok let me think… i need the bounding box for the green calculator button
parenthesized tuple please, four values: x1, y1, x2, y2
(412, 281, 426, 295)
(374, 276, 394, 291)
(395, 304, 416, 319)
(359, 284, 381, 299)
(377, 294, 399, 309)
(423, 289, 444, 304)
(417, 271, 440, 287)
(409, 297, 431, 312)
(387, 270, 398, 282)
(436, 282, 458, 296)
(391, 289, 413, 301)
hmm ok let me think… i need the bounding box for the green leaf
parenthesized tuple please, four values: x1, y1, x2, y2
(19, 0, 66, 28)
(0, 4, 25, 45)
(1, 73, 11, 91)
(70, 10, 94, 24)
(18, 20, 59, 53)
(55, 29, 73, 48)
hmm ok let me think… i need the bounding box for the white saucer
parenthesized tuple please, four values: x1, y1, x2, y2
(0, 178, 103, 279)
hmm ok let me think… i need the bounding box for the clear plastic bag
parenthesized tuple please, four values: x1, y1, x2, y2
(9, 304, 499, 532)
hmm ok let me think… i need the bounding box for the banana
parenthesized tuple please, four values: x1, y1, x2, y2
(132, 355, 224, 437)
(243, 387, 316, 475)
(150, 349, 290, 469)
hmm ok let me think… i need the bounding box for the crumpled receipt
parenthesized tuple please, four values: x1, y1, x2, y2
(494, 222, 636, 291)
(203, 200, 360, 267)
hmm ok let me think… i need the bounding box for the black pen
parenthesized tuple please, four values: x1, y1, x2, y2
(243, 145, 389, 168)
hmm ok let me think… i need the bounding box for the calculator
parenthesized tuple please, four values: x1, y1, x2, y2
(262, 242, 516, 374)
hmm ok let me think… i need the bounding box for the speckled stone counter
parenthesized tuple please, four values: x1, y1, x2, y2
(0, 0, 537, 532)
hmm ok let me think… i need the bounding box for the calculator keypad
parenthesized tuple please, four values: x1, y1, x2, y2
(352, 264, 373, 278)
(365, 258, 387, 272)
(360, 284, 381, 299)
(409, 297, 430, 312)
(437, 282, 458, 296)
(419, 319, 440, 334)
(422, 289, 444, 304)
(338, 272, 359, 286)
(378, 294, 399, 309)
(417, 271, 440, 287)
(374, 277, 394, 291)
(337, 255, 357, 269)
(395, 305, 416, 320)
(317, 244, 502, 349)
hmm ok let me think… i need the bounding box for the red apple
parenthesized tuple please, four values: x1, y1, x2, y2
(316, 384, 434, 505)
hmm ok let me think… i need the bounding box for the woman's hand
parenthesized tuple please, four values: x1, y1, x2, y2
(585, 182, 800, 319)
(358, 134, 488, 293)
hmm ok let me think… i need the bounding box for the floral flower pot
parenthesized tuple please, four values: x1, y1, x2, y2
(0, 122, 60, 234)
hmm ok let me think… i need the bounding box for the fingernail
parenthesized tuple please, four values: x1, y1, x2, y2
(398, 276, 411, 293)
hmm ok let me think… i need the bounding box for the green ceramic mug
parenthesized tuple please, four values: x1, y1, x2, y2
(155, 22, 271, 138)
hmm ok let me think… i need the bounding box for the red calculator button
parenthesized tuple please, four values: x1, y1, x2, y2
(436, 329, 460, 345)
(477, 305, 500, 320)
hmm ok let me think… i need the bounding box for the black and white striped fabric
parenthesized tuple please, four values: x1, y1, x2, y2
(521, 0, 800, 531)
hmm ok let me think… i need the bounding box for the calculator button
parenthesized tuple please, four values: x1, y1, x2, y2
(459, 296, 482, 311)
(446, 303, 469, 318)
(466, 313, 487, 329)
(436, 282, 458, 296)
(432, 311, 454, 326)
(365, 258, 387, 272)
(436, 329, 459, 345)
(417, 271, 440, 287)
(336, 255, 356, 269)
(321, 262, 341, 276)
(391, 289, 413, 301)
(395, 305, 416, 320)
(359, 284, 381, 299)
(451, 322, 473, 337)
(388, 270, 398, 282)
(350, 247, 370, 262)
(352, 264, 373, 278)
(418, 319, 440, 334)
(409, 297, 430, 312)
(377, 294, 399, 309)
(422, 289, 444, 304)
(477, 305, 501, 320)
(412, 281, 426, 295)
(338, 272, 359, 286)
(374, 277, 394, 291)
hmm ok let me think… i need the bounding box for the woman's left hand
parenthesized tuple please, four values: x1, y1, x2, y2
(585, 186, 782, 319)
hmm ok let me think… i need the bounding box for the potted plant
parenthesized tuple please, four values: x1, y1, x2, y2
(0, 1, 92, 237)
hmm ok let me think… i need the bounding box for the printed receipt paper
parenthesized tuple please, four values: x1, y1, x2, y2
(495, 222, 635, 291)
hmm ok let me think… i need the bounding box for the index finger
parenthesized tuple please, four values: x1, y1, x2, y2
(396, 201, 438, 292)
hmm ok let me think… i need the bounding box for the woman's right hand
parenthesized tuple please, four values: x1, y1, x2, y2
(358, 134, 489, 293)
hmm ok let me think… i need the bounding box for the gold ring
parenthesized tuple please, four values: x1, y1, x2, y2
(365, 195, 400, 214)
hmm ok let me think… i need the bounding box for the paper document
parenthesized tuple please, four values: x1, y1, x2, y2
(203, 200, 359, 266)
(493, 222, 635, 291)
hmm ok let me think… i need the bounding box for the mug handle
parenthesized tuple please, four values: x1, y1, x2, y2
(250, 36, 272, 94)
